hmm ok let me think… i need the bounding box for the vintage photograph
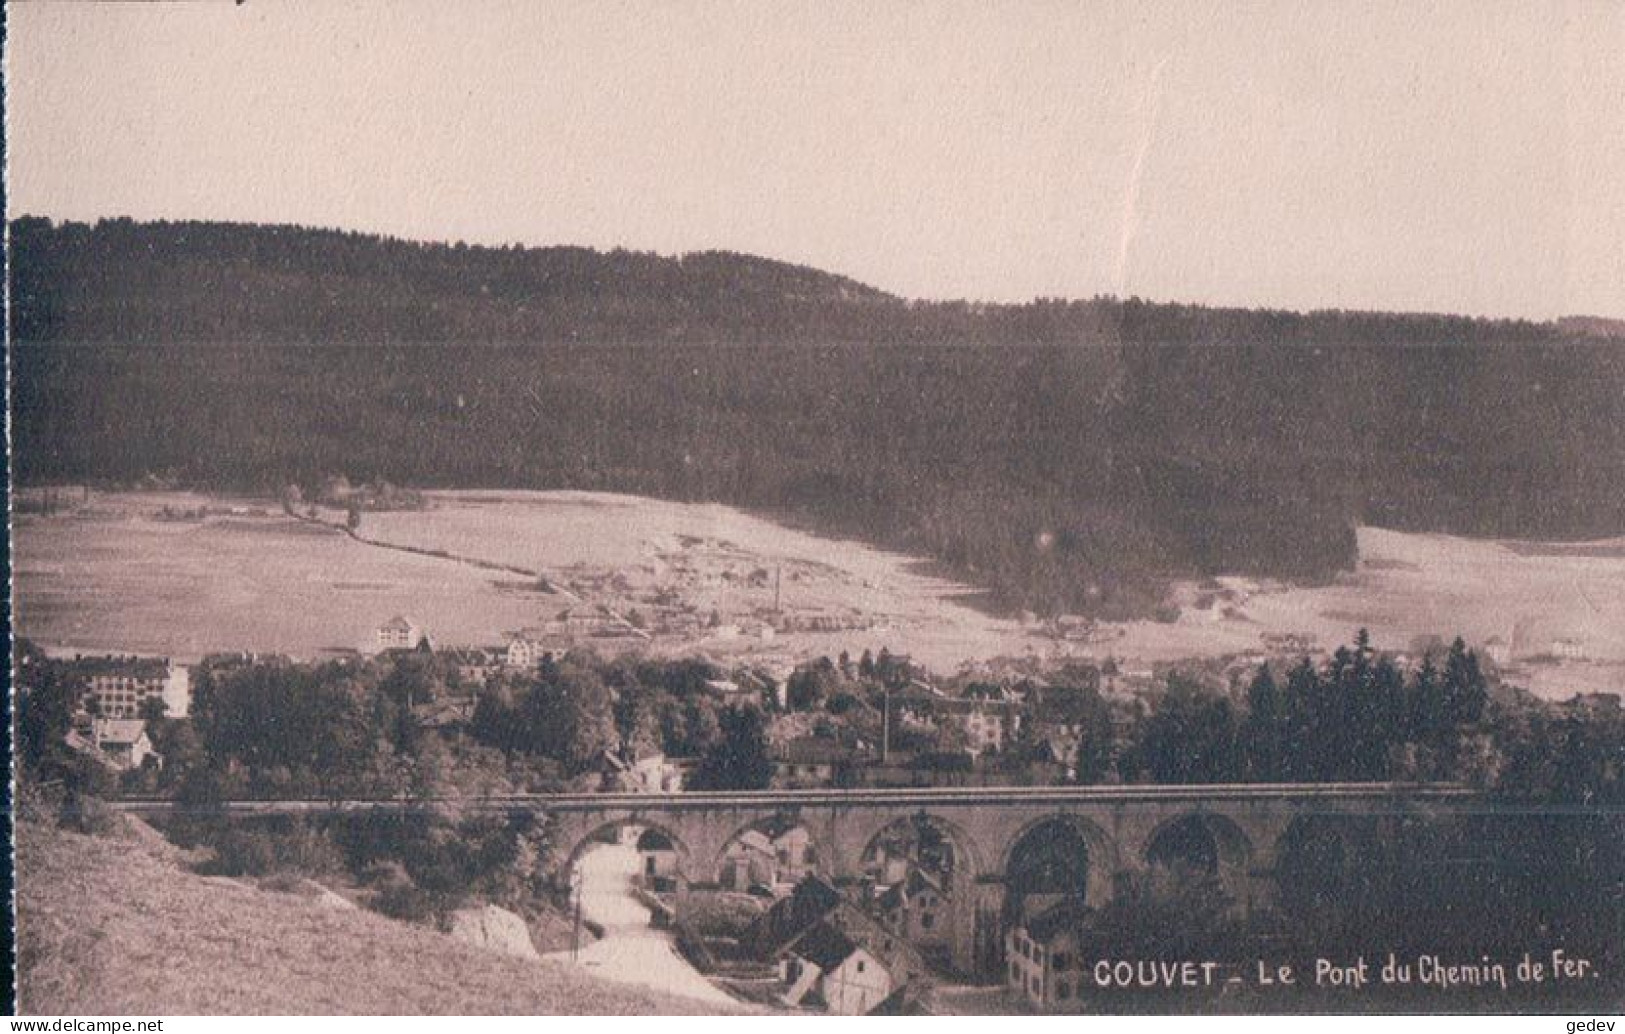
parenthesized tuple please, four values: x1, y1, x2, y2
(6, 0, 1623, 1019)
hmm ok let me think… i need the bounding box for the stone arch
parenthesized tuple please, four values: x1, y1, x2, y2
(856, 810, 992, 975)
(1141, 812, 1254, 908)
(711, 812, 826, 893)
(1000, 813, 1121, 921)
(561, 816, 695, 888)
(1273, 813, 1388, 931)
(857, 810, 989, 893)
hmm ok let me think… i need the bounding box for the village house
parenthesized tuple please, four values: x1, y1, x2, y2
(771, 736, 871, 789)
(504, 629, 561, 670)
(874, 867, 950, 945)
(757, 877, 927, 1015)
(1005, 899, 1093, 1009)
(78, 655, 191, 719)
(885, 680, 945, 724)
(411, 696, 477, 734)
(89, 717, 161, 771)
(1481, 637, 1513, 666)
(375, 615, 429, 653)
(720, 829, 778, 891)
(720, 825, 818, 892)
(437, 646, 506, 690)
(777, 923, 893, 1015)
(654, 610, 708, 636)
(933, 695, 1023, 755)
(1550, 636, 1586, 661)
(704, 677, 765, 709)
(600, 748, 684, 793)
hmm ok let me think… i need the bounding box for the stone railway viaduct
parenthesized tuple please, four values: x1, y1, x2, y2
(125, 783, 1483, 976)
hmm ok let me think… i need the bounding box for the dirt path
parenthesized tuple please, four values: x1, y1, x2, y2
(544, 844, 735, 1008)
(295, 506, 652, 640)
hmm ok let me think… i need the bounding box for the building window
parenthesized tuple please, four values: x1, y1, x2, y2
(856, 961, 866, 973)
(1057, 980, 1070, 1000)
(921, 913, 933, 930)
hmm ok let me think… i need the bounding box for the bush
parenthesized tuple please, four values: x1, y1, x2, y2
(680, 891, 764, 940)
(259, 871, 314, 895)
(59, 794, 122, 837)
(364, 861, 435, 923)
(202, 821, 345, 877)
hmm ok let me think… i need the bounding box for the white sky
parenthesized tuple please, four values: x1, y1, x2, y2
(8, 0, 1624, 318)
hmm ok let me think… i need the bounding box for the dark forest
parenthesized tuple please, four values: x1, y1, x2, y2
(11, 216, 1625, 616)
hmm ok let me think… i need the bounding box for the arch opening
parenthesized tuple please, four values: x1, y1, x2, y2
(1004, 817, 1094, 926)
(1143, 813, 1252, 908)
(714, 814, 823, 898)
(860, 813, 978, 970)
(564, 819, 691, 898)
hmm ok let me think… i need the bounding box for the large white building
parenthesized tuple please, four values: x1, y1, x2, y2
(80, 656, 191, 719)
(375, 615, 428, 652)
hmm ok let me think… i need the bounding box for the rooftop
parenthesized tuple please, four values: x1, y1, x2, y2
(73, 655, 171, 679)
(92, 718, 150, 746)
(787, 921, 859, 971)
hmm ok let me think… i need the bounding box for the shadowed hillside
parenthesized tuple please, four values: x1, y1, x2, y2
(14, 816, 742, 1015)
(11, 216, 1625, 616)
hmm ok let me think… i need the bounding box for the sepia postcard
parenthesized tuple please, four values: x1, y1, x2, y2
(6, 0, 1623, 1020)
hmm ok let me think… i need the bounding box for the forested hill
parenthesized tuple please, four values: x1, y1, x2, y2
(11, 216, 1625, 617)
(8, 214, 1591, 348)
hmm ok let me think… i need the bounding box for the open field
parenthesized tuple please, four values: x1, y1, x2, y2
(12, 489, 1623, 698)
(1103, 526, 1625, 696)
(13, 815, 742, 1015)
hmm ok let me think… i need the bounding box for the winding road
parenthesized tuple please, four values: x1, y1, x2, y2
(544, 841, 736, 1008)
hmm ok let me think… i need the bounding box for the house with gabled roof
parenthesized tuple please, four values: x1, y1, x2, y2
(505, 628, 561, 670)
(777, 921, 893, 1015)
(88, 718, 161, 771)
(757, 876, 929, 1005)
(599, 747, 684, 793)
(1006, 899, 1094, 1009)
(376, 615, 428, 653)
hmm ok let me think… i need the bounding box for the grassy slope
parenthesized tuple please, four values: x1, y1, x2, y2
(14, 818, 743, 1015)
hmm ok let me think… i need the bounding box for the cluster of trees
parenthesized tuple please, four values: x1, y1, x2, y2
(1127, 633, 1625, 805)
(173, 808, 559, 925)
(467, 653, 774, 791)
(1130, 634, 1492, 785)
(14, 217, 1625, 618)
(170, 651, 783, 800)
